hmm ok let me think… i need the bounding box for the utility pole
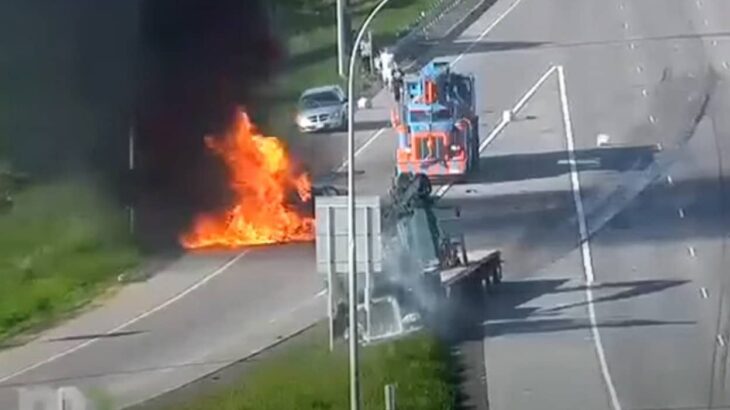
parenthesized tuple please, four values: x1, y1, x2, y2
(347, 3, 392, 410)
(336, 0, 349, 78)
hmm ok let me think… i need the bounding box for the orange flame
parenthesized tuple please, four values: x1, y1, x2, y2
(180, 109, 314, 248)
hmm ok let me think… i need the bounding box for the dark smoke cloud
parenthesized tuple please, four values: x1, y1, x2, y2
(0, 0, 280, 250)
(135, 0, 280, 249)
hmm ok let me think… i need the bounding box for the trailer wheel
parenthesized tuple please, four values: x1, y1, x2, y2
(484, 275, 495, 294)
(493, 264, 503, 284)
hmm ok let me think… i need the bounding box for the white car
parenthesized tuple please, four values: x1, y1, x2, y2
(295, 85, 348, 133)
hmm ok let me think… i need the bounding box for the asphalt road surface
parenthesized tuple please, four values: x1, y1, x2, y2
(1, 0, 729, 409)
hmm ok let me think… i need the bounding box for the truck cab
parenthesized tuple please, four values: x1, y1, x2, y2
(393, 61, 480, 178)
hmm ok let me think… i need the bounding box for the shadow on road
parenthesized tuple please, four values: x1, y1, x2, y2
(469, 144, 660, 184)
(443, 278, 691, 341)
(46, 330, 146, 343)
(428, 40, 547, 59)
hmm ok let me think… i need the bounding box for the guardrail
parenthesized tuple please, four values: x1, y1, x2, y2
(391, 0, 490, 66)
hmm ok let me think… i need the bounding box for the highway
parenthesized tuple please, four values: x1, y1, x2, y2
(1, 0, 729, 409)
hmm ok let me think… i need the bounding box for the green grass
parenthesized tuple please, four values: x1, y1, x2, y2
(175, 329, 456, 410)
(0, 179, 140, 342)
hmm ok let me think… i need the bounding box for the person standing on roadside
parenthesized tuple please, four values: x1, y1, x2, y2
(392, 67, 404, 103)
(379, 48, 395, 89)
(359, 32, 373, 74)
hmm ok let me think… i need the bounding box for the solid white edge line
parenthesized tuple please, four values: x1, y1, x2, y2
(337, 127, 387, 171)
(0, 251, 250, 385)
(450, 0, 525, 66)
(558, 65, 622, 410)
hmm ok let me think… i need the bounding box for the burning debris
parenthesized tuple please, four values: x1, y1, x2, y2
(180, 110, 314, 249)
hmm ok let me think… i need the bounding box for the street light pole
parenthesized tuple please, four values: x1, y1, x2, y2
(346, 1, 391, 409)
(336, 0, 347, 77)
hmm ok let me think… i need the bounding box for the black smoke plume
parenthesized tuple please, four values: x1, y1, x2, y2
(0, 0, 280, 251)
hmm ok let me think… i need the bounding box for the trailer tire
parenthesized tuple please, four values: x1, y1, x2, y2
(493, 264, 503, 284)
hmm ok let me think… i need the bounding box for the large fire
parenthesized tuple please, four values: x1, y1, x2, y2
(180, 109, 314, 249)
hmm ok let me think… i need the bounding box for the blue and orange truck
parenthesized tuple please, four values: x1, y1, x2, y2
(391, 61, 480, 179)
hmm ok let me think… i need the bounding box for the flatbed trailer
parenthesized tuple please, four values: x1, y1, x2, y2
(436, 248, 502, 305)
(441, 249, 502, 289)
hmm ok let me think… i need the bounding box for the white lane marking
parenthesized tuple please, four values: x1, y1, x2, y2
(718, 334, 726, 347)
(667, 175, 674, 185)
(512, 65, 559, 114)
(678, 208, 685, 218)
(435, 65, 558, 198)
(649, 115, 656, 124)
(450, 0, 525, 66)
(0, 251, 250, 384)
(700, 287, 709, 299)
(558, 65, 622, 410)
(688, 246, 696, 257)
(337, 128, 386, 171)
(443, 0, 491, 36)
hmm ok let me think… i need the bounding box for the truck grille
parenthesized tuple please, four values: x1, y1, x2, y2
(416, 138, 446, 160)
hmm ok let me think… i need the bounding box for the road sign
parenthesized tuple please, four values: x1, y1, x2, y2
(315, 196, 383, 277)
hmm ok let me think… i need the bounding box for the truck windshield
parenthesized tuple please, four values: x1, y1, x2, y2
(433, 109, 450, 121)
(409, 110, 429, 122)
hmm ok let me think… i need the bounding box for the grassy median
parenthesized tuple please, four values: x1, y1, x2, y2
(175, 329, 456, 410)
(0, 178, 139, 343)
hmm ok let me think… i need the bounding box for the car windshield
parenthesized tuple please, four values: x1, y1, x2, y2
(299, 91, 341, 109)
